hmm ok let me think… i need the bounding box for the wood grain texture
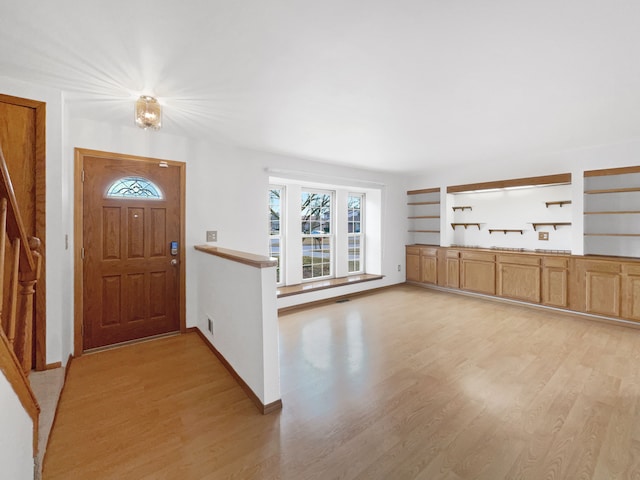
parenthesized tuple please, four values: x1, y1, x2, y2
(447, 173, 571, 193)
(276, 274, 383, 298)
(420, 254, 437, 284)
(585, 165, 640, 177)
(44, 286, 640, 479)
(461, 252, 496, 295)
(74, 148, 187, 355)
(407, 187, 440, 195)
(497, 257, 541, 303)
(406, 251, 420, 282)
(189, 327, 282, 415)
(82, 155, 181, 350)
(0, 94, 47, 371)
(194, 244, 278, 268)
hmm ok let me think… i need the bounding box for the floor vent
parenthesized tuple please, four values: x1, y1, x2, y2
(336, 299, 350, 303)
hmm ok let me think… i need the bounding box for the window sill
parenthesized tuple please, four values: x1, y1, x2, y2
(276, 274, 384, 298)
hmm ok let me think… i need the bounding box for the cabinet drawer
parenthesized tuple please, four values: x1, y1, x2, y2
(497, 254, 541, 266)
(622, 263, 640, 276)
(406, 246, 420, 255)
(543, 257, 568, 268)
(461, 251, 495, 262)
(578, 260, 621, 273)
(420, 247, 438, 256)
(446, 249, 460, 259)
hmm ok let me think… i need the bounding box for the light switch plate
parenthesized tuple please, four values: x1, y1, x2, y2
(539, 231, 549, 241)
(206, 230, 217, 242)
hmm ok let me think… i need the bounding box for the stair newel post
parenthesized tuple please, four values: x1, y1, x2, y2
(15, 236, 41, 372)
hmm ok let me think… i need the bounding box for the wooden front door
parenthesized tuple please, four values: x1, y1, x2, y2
(82, 154, 182, 350)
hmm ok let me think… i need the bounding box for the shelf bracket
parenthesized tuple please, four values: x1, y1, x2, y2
(488, 229, 524, 235)
(451, 223, 481, 230)
(545, 200, 572, 208)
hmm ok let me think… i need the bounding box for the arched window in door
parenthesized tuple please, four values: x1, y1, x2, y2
(106, 176, 163, 199)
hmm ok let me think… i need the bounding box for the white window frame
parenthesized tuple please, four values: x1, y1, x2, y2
(269, 185, 285, 285)
(347, 193, 365, 274)
(301, 189, 334, 281)
(268, 177, 380, 287)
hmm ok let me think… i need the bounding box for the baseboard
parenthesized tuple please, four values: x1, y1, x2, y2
(278, 284, 397, 315)
(186, 327, 283, 415)
(45, 361, 62, 370)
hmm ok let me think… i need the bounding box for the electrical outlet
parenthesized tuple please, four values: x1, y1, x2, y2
(539, 231, 549, 241)
(206, 230, 217, 242)
(207, 318, 213, 334)
(397, 264, 401, 272)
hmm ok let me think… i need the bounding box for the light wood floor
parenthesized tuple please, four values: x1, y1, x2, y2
(44, 285, 640, 479)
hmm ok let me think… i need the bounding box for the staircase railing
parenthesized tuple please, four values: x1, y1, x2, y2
(0, 144, 41, 454)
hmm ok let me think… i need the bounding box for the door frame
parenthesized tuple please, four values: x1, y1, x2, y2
(0, 93, 47, 370)
(73, 148, 186, 355)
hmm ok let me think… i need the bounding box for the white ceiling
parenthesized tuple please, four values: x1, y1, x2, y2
(2, 1, 640, 173)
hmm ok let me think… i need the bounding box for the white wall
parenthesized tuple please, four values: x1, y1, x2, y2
(445, 184, 573, 251)
(196, 253, 280, 404)
(242, 149, 408, 309)
(0, 373, 34, 479)
(1, 74, 410, 366)
(410, 139, 640, 255)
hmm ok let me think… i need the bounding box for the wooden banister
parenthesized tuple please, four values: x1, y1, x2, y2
(0, 147, 35, 273)
(0, 198, 6, 304)
(7, 237, 20, 347)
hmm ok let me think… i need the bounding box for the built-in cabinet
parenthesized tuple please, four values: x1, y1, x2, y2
(460, 251, 496, 295)
(406, 246, 421, 282)
(407, 245, 640, 324)
(541, 257, 568, 307)
(438, 249, 460, 288)
(420, 247, 438, 284)
(496, 254, 540, 303)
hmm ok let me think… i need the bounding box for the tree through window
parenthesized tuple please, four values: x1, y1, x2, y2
(269, 187, 284, 284)
(301, 191, 332, 280)
(348, 194, 364, 273)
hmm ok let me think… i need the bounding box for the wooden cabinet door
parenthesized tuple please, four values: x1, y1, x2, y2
(445, 257, 460, 288)
(497, 255, 541, 303)
(621, 264, 640, 321)
(419, 247, 437, 284)
(460, 252, 495, 295)
(576, 260, 621, 317)
(542, 257, 568, 307)
(421, 255, 437, 284)
(406, 250, 421, 282)
(571, 259, 621, 317)
(586, 271, 620, 317)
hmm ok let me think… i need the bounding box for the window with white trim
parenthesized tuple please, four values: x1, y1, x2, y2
(269, 186, 284, 284)
(268, 178, 378, 286)
(348, 193, 364, 273)
(301, 190, 333, 280)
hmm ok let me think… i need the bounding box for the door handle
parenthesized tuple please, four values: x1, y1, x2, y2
(171, 259, 178, 266)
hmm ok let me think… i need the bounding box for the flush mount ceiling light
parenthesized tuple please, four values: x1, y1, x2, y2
(135, 95, 162, 130)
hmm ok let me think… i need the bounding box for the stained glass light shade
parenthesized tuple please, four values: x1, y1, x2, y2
(106, 177, 163, 199)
